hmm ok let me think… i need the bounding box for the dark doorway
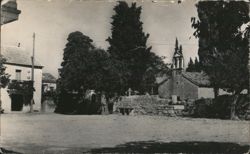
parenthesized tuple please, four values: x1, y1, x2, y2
(11, 94, 24, 111)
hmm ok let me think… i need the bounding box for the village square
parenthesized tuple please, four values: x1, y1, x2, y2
(0, 0, 250, 153)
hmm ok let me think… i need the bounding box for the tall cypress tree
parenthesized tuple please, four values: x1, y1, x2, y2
(186, 58, 194, 72)
(107, 1, 152, 93)
(59, 31, 94, 94)
(194, 57, 201, 72)
(192, 1, 249, 119)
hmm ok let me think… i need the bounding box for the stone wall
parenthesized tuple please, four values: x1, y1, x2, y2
(116, 95, 184, 116)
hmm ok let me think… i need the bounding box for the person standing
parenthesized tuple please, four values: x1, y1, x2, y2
(101, 92, 107, 115)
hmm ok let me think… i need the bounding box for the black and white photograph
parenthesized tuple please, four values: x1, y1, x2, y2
(0, 0, 250, 153)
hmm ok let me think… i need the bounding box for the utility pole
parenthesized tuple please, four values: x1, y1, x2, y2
(30, 32, 35, 113)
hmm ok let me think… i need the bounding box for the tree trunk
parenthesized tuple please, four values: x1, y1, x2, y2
(231, 93, 239, 120)
(213, 87, 219, 98)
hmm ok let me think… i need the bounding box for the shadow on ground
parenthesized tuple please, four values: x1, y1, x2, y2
(89, 141, 250, 154)
(1, 148, 22, 154)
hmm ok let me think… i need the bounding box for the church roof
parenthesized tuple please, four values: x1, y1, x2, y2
(156, 76, 169, 85)
(42, 73, 57, 83)
(1, 46, 43, 68)
(182, 72, 211, 87)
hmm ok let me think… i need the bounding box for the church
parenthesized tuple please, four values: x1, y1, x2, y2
(157, 40, 227, 101)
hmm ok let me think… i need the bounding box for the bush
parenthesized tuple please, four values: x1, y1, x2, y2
(54, 92, 78, 114)
(236, 94, 250, 119)
(192, 98, 214, 118)
(212, 95, 231, 119)
(191, 95, 231, 119)
(191, 94, 249, 119)
(55, 91, 102, 115)
(76, 96, 102, 115)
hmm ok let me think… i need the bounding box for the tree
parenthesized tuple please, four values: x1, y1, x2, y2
(186, 57, 201, 72)
(83, 48, 110, 92)
(57, 31, 119, 113)
(194, 57, 201, 72)
(186, 58, 194, 72)
(0, 56, 10, 112)
(107, 1, 153, 93)
(192, 1, 249, 119)
(141, 52, 170, 94)
(59, 31, 94, 94)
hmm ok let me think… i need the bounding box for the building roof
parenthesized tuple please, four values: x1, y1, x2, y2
(1, 46, 43, 68)
(156, 75, 169, 85)
(182, 71, 211, 87)
(42, 73, 57, 83)
(1, 0, 21, 25)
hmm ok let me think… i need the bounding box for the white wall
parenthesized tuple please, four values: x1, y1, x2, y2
(1, 64, 43, 112)
(198, 88, 232, 99)
(198, 87, 215, 99)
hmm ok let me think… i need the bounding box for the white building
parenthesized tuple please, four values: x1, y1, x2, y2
(42, 73, 57, 92)
(1, 46, 43, 112)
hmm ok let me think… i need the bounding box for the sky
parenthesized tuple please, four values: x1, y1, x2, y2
(1, 0, 199, 77)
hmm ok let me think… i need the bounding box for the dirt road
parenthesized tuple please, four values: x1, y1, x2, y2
(1, 113, 250, 153)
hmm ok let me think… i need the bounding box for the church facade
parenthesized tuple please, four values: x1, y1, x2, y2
(158, 41, 227, 101)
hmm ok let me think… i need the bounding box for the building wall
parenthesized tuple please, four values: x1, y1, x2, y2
(43, 82, 56, 92)
(158, 74, 199, 100)
(181, 77, 199, 100)
(1, 64, 42, 112)
(158, 78, 173, 99)
(198, 87, 215, 99)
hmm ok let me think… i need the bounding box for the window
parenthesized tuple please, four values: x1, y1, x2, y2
(15, 69, 21, 81)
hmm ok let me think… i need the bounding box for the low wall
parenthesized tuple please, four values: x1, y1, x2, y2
(115, 95, 184, 116)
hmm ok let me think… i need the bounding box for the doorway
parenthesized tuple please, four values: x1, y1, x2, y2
(11, 94, 24, 111)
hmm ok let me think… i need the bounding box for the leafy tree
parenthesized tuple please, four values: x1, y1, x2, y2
(83, 48, 110, 92)
(142, 53, 170, 94)
(59, 31, 94, 94)
(107, 1, 153, 93)
(0, 56, 10, 112)
(7, 80, 34, 106)
(0, 56, 10, 88)
(192, 1, 249, 119)
(57, 31, 119, 113)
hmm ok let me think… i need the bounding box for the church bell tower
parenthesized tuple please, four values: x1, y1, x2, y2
(172, 38, 184, 101)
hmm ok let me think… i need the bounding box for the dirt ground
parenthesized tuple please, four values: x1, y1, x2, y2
(0, 113, 250, 153)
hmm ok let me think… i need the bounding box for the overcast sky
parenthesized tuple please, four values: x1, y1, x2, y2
(1, 0, 199, 77)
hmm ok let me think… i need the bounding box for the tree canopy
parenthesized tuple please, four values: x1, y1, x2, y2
(59, 31, 98, 94)
(192, 1, 249, 94)
(0, 56, 9, 88)
(192, 1, 249, 119)
(107, 1, 159, 93)
(186, 57, 201, 72)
